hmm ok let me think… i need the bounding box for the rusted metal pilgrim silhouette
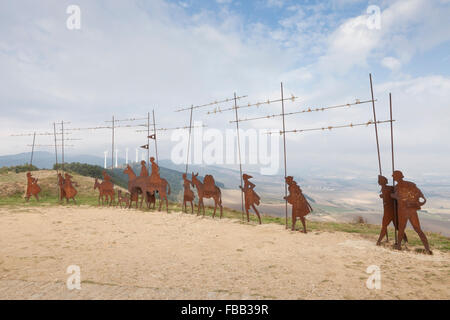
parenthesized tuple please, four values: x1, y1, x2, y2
(93, 171, 115, 206)
(147, 157, 170, 211)
(376, 175, 407, 245)
(25, 172, 41, 202)
(58, 173, 78, 204)
(391, 170, 432, 254)
(57, 173, 66, 202)
(117, 190, 130, 209)
(123, 159, 171, 212)
(139, 161, 156, 209)
(284, 176, 312, 233)
(182, 173, 195, 213)
(140, 160, 149, 177)
(240, 174, 261, 224)
(191, 173, 223, 218)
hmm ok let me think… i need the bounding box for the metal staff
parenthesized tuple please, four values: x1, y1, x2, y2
(147, 112, 151, 170)
(61, 121, 65, 174)
(111, 115, 115, 169)
(53, 123, 60, 199)
(369, 74, 382, 176)
(389, 93, 399, 244)
(152, 109, 159, 164)
(233, 93, 245, 221)
(30, 132, 36, 167)
(281, 82, 288, 229)
(185, 105, 194, 175)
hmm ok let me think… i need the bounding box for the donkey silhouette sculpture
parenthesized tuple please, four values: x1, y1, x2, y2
(191, 173, 223, 218)
(182, 173, 195, 214)
(94, 178, 115, 206)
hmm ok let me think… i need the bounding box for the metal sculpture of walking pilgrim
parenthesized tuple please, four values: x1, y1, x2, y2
(25, 172, 41, 202)
(391, 170, 432, 254)
(182, 173, 195, 214)
(376, 175, 408, 245)
(240, 174, 261, 224)
(284, 176, 312, 233)
(191, 173, 223, 218)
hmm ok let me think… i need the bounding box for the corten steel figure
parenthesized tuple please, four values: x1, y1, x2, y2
(149, 157, 160, 184)
(148, 157, 170, 211)
(376, 175, 407, 245)
(138, 161, 156, 209)
(123, 165, 146, 209)
(61, 173, 78, 204)
(25, 172, 41, 202)
(102, 171, 114, 189)
(239, 174, 262, 224)
(140, 160, 149, 177)
(94, 178, 115, 206)
(123, 163, 171, 212)
(57, 173, 66, 202)
(391, 170, 432, 254)
(284, 176, 312, 233)
(191, 173, 223, 218)
(117, 190, 130, 209)
(144, 191, 156, 209)
(182, 173, 195, 213)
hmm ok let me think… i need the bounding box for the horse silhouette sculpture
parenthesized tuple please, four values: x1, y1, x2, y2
(117, 190, 130, 209)
(191, 173, 223, 218)
(94, 178, 115, 206)
(58, 173, 78, 204)
(182, 173, 195, 213)
(123, 164, 171, 212)
(25, 172, 41, 202)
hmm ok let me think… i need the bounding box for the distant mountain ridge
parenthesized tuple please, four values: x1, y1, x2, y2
(0, 152, 225, 202)
(0, 151, 125, 169)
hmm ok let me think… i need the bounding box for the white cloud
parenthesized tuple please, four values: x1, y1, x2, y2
(381, 56, 401, 71)
(315, 0, 450, 74)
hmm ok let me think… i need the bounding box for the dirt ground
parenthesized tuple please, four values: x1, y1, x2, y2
(0, 206, 449, 300)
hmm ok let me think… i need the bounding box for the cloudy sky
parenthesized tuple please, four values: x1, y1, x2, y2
(1, 0, 449, 180)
